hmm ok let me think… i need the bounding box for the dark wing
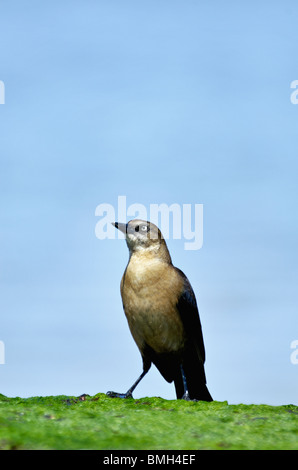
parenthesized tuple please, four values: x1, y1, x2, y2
(174, 267, 206, 364)
(174, 267, 212, 401)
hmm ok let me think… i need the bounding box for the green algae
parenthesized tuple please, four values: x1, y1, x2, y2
(0, 393, 297, 450)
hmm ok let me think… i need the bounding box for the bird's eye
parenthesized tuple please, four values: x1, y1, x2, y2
(141, 225, 148, 232)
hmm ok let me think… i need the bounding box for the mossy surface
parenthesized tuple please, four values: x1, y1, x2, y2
(0, 393, 297, 450)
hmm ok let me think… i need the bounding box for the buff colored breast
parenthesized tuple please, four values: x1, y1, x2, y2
(120, 253, 186, 355)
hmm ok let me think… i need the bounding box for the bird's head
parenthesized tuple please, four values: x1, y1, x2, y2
(112, 219, 171, 262)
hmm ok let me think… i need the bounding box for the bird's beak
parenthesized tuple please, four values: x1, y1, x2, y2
(112, 222, 127, 234)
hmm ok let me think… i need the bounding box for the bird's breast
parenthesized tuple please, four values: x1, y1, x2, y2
(120, 257, 186, 354)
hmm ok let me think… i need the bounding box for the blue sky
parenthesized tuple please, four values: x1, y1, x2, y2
(0, 1, 297, 405)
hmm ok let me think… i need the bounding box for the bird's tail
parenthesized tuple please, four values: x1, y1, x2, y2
(174, 355, 213, 402)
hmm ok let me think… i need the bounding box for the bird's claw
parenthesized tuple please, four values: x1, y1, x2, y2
(106, 391, 133, 399)
(181, 392, 198, 402)
(182, 392, 191, 401)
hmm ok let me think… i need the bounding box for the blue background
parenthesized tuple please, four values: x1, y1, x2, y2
(0, 1, 297, 405)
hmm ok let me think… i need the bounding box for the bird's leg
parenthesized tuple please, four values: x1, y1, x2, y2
(180, 364, 192, 401)
(106, 370, 148, 399)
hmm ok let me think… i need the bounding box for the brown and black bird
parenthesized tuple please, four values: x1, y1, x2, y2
(106, 219, 213, 401)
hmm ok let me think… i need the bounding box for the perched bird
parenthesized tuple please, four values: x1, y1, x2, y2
(106, 219, 213, 401)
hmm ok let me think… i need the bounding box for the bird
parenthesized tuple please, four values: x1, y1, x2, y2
(106, 219, 213, 401)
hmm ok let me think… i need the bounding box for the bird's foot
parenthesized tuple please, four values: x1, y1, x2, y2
(181, 392, 191, 401)
(106, 391, 133, 399)
(181, 392, 198, 402)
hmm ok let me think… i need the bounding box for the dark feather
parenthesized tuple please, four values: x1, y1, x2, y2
(174, 268, 213, 401)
